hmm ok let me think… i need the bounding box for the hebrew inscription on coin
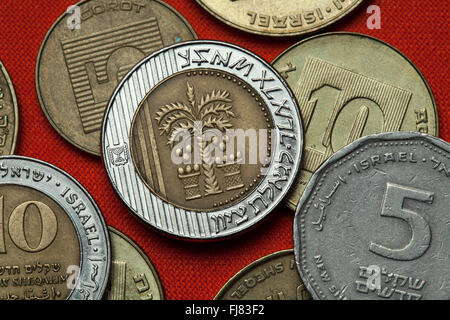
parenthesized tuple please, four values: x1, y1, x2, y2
(102, 40, 303, 240)
(294, 132, 449, 300)
(0, 61, 19, 155)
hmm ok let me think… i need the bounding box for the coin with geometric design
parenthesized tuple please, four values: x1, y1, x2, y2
(36, 0, 197, 156)
(104, 227, 164, 300)
(0, 61, 19, 155)
(0, 156, 110, 300)
(102, 40, 303, 240)
(273, 33, 439, 211)
(294, 132, 449, 300)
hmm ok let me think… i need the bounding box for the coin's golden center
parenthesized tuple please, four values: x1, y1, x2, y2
(0, 185, 80, 300)
(130, 69, 273, 212)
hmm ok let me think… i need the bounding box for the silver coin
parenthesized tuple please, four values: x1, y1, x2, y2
(0, 156, 110, 300)
(294, 132, 450, 300)
(102, 40, 303, 240)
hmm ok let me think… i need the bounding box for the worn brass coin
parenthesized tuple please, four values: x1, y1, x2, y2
(294, 132, 450, 300)
(0, 61, 19, 155)
(36, 0, 197, 156)
(196, 0, 363, 37)
(273, 33, 439, 211)
(0, 156, 110, 300)
(215, 250, 311, 300)
(103, 40, 303, 240)
(104, 226, 164, 300)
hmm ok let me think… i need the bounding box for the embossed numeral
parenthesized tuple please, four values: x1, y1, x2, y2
(369, 183, 433, 261)
(0, 195, 58, 254)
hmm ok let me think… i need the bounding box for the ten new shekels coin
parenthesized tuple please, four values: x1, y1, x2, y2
(0, 61, 19, 155)
(102, 40, 303, 240)
(273, 33, 439, 211)
(36, 0, 197, 156)
(0, 156, 110, 300)
(294, 132, 449, 300)
(196, 0, 364, 37)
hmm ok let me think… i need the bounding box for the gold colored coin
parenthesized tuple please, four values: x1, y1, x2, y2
(196, 0, 363, 36)
(129, 69, 272, 212)
(36, 0, 197, 156)
(0, 185, 80, 300)
(272, 33, 438, 210)
(104, 227, 164, 300)
(215, 250, 311, 300)
(0, 61, 19, 155)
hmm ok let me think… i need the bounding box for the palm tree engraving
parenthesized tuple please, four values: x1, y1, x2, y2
(155, 82, 237, 199)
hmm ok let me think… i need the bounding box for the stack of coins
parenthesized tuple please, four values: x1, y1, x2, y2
(0, 0, 447, 300)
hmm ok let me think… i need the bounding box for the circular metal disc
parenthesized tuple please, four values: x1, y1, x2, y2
(0, 61, 19, 155)
(0, 156, 110, 300)
(104, 226, 164, 300)
(272, 32, 439, 211)
(294, 132, 450, 300)
(102, 40, 303, 240)
(36, 0, 197, 156)
(215, 249, 311, 300)
(196, 0, 364, 37)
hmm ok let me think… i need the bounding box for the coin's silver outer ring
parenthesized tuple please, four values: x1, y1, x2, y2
(102, 40, 303, 240)
(293, 131, 450, 300)
(0, 156, 111, 300)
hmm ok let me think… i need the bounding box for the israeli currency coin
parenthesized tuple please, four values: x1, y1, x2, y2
(196, 0, 363, 37)
(102, 40, 303, 240)
(294, 132, 450, 300)
(273, 32, 439, 211)
(0, 61, 19, 155)
(0, 156, 110, 300)
(104, 226, 164, 300)
(215, 250, 311, 300)
(36, 0, 197, 156)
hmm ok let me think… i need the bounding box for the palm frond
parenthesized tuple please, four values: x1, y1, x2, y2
(203, 115, 233, 131)
(167, 122, 194, 148)
(155, 102, 194, 124)
(158, 112, 194, 135)
(198, 90, 231, 113)
(201, 103, 236, 119)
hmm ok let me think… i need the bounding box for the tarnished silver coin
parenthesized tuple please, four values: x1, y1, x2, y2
(102, 40, 303, 240)
(0, 156, 110, 300)
(294, 132, 450, 300)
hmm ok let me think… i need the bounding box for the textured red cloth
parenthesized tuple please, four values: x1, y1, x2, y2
(0, 0, 447, 300)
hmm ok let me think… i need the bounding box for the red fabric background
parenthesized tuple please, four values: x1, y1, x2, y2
(0, 0, 447, 300)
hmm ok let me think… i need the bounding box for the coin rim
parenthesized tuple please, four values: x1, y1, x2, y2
(0, 60, 19, 155)
(101, 40, 304, 241)
(0, 155, 111, 300)
(272, 31, 440, 211)
(35, 0, 198, 156)
(214, 249, 294, 300)
(293, 131, 450, 300)
(195, 0, 364, 37)
(107, 226, 165, 300)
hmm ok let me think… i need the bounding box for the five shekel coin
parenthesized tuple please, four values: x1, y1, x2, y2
(196, 0, 364, 37)
(0, 61, 19, 155)
(102, 40, 303, 240)
(215, 250, 311, 300)
(272, 32, 439, 211)
(36, 0, 197, 156)
(104, 226, 164, 300)
(0, 156, 110, 300)
(294, 132, 449, 300)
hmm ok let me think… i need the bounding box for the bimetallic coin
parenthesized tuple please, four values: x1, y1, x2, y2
(0, 156, 110, 300)
(215, 250, 311, 300)
(0, 61, 19, 155)
(294, 132, 450, 300)
(273, 33, 438, 210)
(105, 226, 164, 300)
(36, 0, 197, 156)
(102, 40, 303, 240)
(196, 0, 363, 37)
